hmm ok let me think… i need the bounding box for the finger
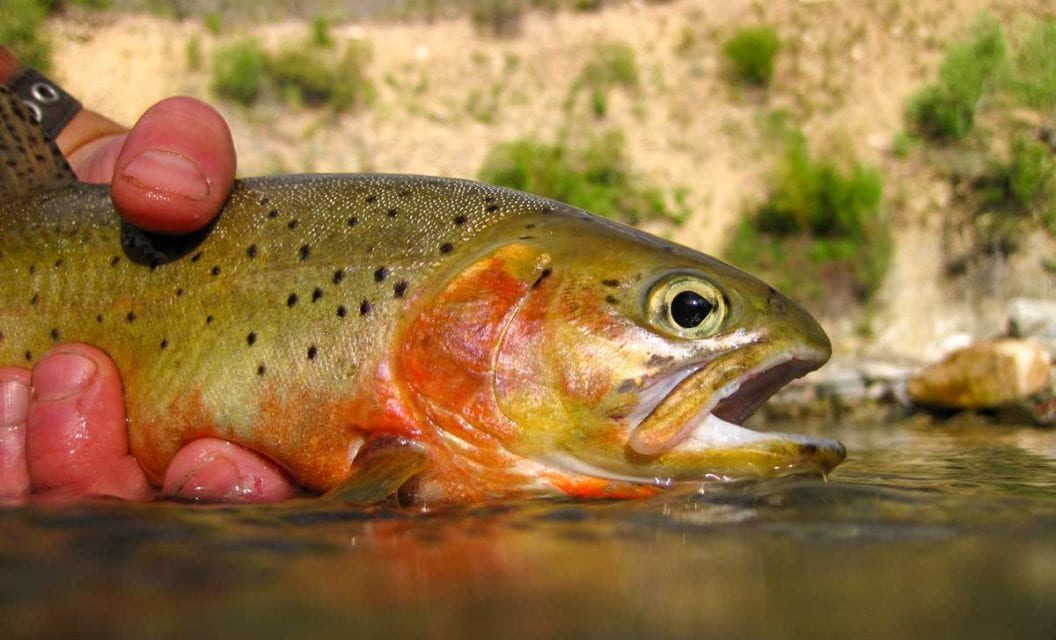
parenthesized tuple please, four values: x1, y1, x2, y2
(162, 438, 299, 503)
(0, 368, 31, 498)
(26, 344, 152, 500)
(109, 97, 236, 233)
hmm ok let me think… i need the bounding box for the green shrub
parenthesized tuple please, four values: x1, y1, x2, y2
(202, 11, 222, 35)
(471, 0, 524, 38)
(1, 0, 52, 71)
(722, 26, 780, 87)
(479, 131, 686, 225)
(268, 41, 375, 111)
(906, 16, 1006, 141)
(311, 16, 333, 48)
(269, 46, 335, 107)
(1010, 19, 1056, 112)
(211, 40, 266, 106)
(727, 130, 889, 305)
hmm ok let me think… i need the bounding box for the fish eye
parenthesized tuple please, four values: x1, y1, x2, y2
(670, 290, 713, 328)
(646, 274, 726, 338)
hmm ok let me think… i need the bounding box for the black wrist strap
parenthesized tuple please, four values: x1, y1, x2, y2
(6, 68, 82, 140)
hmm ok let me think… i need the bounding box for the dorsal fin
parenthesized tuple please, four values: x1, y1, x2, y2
(0, 85, 77, 201)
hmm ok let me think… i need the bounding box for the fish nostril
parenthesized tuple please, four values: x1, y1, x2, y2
(767, 290, 787, 314)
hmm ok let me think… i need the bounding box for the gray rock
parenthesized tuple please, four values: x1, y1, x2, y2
(1008, 298, 1056, 350)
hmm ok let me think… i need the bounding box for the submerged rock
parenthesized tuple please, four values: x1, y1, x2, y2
(907, 338, 1053, 410)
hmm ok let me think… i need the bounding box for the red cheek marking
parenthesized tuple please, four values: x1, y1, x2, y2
(400, 246, 546, 445)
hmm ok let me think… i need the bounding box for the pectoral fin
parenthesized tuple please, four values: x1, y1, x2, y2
(323, 434, 429, 504)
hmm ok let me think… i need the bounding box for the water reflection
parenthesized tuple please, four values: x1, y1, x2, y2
(1, 419, 1054, 639)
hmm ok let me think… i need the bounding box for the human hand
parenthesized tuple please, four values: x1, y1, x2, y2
(0, 48, 299, 502)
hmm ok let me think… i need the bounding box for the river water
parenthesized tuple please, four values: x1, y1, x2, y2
(1, 417, 1053, 639)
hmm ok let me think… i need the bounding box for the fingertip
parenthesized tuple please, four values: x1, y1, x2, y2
(111, 97, 236, 234)
(0, 367, 31, 498)
(26, 344, 151, 500)
(163, 438, 299, 503)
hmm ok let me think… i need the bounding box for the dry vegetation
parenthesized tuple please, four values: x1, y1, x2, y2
(8, 0, 1056, 359)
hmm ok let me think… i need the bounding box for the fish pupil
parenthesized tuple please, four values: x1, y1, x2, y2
(670, 291, 712, 329)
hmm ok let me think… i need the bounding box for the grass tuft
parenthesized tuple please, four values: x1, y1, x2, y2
(727, 127, 888, 307)
(211, 39, 266, 106)
(479, 131, 686, 226)
(722, 26, 780, 87)
(906, 16, 1006, 141)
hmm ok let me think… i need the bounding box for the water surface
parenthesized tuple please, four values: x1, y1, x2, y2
(2, 418, 1054, 639)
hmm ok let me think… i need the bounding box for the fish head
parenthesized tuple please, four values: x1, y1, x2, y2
(401, 207, 844, 493)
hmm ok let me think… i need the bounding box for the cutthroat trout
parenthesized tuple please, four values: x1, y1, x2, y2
(0, 88, 844, 504)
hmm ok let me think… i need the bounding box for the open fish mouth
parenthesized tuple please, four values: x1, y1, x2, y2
(629, 351, 846, 477)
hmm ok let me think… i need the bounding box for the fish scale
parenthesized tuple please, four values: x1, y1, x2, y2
(0, 86, 845, 503)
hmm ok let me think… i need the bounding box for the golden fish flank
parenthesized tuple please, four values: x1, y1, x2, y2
(0, 87, 844, 504)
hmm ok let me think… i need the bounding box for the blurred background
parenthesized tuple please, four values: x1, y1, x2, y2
(2, 0, 1055, 367)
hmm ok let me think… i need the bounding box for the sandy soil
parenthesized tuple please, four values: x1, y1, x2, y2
(44, 0, 1055, 359)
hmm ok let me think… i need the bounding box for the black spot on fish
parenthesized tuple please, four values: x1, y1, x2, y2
(53, 258, 63, 268)
(30, 294, 38, 305)
(191, 252, 202, 262)
(287, 219, 299, 230)
(347, 216, 358, 227)
(307, 345, 318, 360)
(257, 364, 266, 376)
(486, 204, 500, 213)
(299, 245, 311, 261)
(287, 293, 299, 307)
(399, 189, 411, 198)
(246, 244, 258, 259)
(337, 305, 347, 318)
(484, 195, 496, 203)
(109, 256, 120, 266)
(387, 208, 398, 218)
(360, 300, 372, 315)
(312, 288, 323, 302)
(176, 288, 184, 297)
(602, 279, 619, 287)
(518, 236, 533, 240)
(126, 311, 136, 323)
(453, 215, 467, 226)
(526, 223, 536, 229)
(96, 314, 103, 323)
(374, 267, 388, 283)
(50, 328, 59, 341)
(332, 269, 345, 285)
(160, 339, 168, 350)
(259, 196, 271, 206)
(532, 268, 552, 289)
(206, 315, 214, 325)
(210, 265, 221, 276)
(605, 295, 618, 305)
(268, 209, 279, 219)
(365, 194, 377, 204)
(541, 206, 554, 214)
(24, 351, 31, 362)
(247, 332, 257, 346)
(28, 265, 35, 275)
(439, 242, 454, 254)
(394, 281, 408, 298)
